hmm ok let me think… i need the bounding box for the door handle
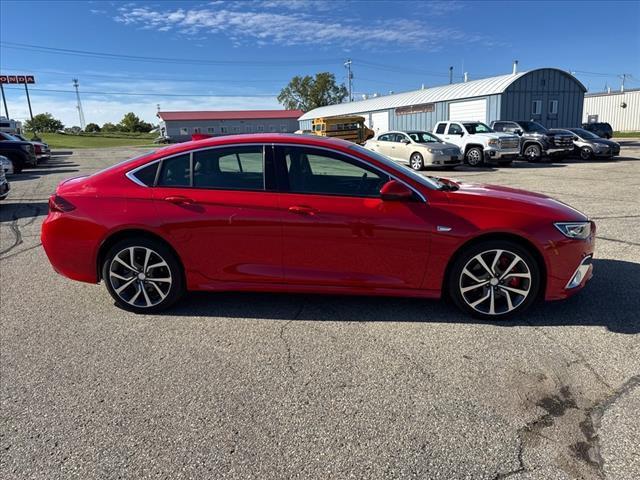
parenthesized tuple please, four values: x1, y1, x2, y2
(288, 205, 317, 216)
(164, 195, 195, 205)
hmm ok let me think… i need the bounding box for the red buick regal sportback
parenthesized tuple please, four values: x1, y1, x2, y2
(41, 134, 595, 319)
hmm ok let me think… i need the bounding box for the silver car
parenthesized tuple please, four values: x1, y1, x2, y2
(0, 163, 10, 200)
(364, 130, 462, 170)
(0, 154, 14, 176)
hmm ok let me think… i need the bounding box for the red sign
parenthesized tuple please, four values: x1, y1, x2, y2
(0, 75, 35, 84)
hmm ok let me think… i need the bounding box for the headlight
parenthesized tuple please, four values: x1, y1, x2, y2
(426, 148, 436, 153)
(487, 138, 499, 146)
(554, 222, 591, 239)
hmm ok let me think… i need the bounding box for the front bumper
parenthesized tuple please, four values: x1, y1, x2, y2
(593, 146, 620, 157)
(484, 147, 520, 163)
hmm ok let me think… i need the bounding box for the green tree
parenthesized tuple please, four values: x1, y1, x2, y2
(118, 112, 153, 133)
(85, 123, 101, 133)
(101, 122, 118, 132)
(277, 72, 348, 112)
(24, 113, 64, 133)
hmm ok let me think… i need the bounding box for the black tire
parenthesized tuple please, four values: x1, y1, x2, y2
(6, 154, 23, 174)
(523, 143, 542, 162)
(102, 236, 185, 313)
(465, 147, 484, 167)
(409, 152, 425, 170)
(447, 240, 540, 320)
(580, 147, 593, 160)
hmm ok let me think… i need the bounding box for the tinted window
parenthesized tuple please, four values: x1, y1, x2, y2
(378, 134, 391, 141)
(158, 154, 191, 187)
(408, 131, 441, 143)
(392, 133, 408, 142)
(447, 123, 463, 135)
(132, 162, 159, 186)
(193, 146, 264, 190)
(282, 146, 389, 198)
(492, 122, 506, 132)
(462, 122, 493, 134)
(435, 123, 446, 134)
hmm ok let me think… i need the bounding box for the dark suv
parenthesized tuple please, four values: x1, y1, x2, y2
(491, 120, 574, 161)
(0, 133, 37, 173)
(581, 122, 613, 139)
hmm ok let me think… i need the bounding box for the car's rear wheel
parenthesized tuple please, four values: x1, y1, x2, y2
(523, 144, 542, 162)
(465, 147, 484, 167)
(410, 152, 425, 170)
(102, 237, 185, 313)
(6, 155, 23, 174)
(580, 147, 593, 160)
(448, 240, 540, 320)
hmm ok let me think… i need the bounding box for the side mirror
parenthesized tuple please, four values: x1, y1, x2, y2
(380, 180, 413, 201)
(515, 129, 523, 135)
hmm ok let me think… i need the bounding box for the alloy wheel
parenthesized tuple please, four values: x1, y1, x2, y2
(467, 149, 482, 167)
(108, 246, 172, 308)
(458, 249, 532, 316)
(524, 145, 540, 160)
(410, 153, 423, 170)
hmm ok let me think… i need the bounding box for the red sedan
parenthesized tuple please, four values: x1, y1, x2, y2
(41, 134, 595, 319)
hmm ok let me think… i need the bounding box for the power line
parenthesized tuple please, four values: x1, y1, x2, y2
(2, 86, 278, 97)
(0, 41, 340, 67)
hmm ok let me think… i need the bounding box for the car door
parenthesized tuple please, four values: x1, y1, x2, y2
(150, 145, 283, 286)
(386, 133, 410, 161)
(374, 133, 394, 157)
(443, 123, 464, 147)
(275, 145, 430, 290)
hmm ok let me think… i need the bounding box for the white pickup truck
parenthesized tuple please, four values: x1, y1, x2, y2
(433, 121, 520, 167)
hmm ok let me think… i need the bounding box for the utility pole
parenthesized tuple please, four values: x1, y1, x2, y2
(449, 66, 453, 84)
(344, 59, 353, 102)
(619, 73, 629, 92)
(0, 83, 8, 118)
(24, 83, 34, 122)
(72, 78, 86, 129)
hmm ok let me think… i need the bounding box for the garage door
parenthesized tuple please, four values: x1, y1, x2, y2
(370, 111, 389, 134)
(448, 99, 487, 122)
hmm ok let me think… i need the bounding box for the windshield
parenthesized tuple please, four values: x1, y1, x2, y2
(408, 131, 441, 143)
(462, 122, 493, 134)
(349, 144, 443, 190)
(519, 121, 547, 133)
(571, 128, 599, 139)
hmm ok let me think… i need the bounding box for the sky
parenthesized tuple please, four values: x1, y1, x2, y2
(1, 0, 639, 127)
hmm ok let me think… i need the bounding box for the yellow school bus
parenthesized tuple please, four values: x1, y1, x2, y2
(311, 116, 374, 144)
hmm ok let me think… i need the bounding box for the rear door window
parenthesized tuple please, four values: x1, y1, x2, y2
(157, 154, 191, 187)
(193, 146, 264, 191)
(447, 123, 463, 135)
(435, 123, 446, 134)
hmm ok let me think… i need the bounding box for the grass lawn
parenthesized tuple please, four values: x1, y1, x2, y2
(33, 132, 157, 149)
(613, 131, 640, 138)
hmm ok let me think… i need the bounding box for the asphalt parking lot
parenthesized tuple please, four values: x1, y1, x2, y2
(1, 143, 639, 479)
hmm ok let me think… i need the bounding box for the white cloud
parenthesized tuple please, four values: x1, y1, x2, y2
(113, 2, 492, 50)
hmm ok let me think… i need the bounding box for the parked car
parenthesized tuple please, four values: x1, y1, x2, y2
(490, 120, 574, 161)
(0, 134, 37, 173)
(581, 122, 613, 139)
(13, 134, 51, 162)
(0, 165, 9, 200)
(0, 155, 15, 176)
(433, 121, 520, 167)
(553, 128, 621, 160)
(363, 130, 462, 170)
(41, 133, 595, 319)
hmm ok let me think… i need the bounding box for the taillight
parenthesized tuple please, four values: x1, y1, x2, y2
(35, 144, 42, 153)
(49, 195, 76, 212)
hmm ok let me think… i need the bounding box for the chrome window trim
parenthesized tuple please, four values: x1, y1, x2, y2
(125, 141, 426, 202)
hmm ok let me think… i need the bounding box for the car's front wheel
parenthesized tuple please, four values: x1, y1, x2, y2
(410, 152, 425, 170)
(523, 144, 542, 162)
(448, 240, 540, 320)
(465, 147, 484, 167)
(580, 147, 594, 160)
(102, 237, 185, 313)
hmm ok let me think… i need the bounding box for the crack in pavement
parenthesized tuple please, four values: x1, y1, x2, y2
(0, 204, 41, 257)
(278, 301, 307, 375)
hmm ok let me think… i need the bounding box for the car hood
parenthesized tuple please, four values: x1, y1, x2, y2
(417, 143, 460, 151)
(443, 180, 588, 221)
(591, 139, 619, 147)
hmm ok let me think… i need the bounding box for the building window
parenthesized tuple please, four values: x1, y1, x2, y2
(549, 100, 558, 115)
(220, 127, 227, 133)
(257, 125, 264, 132)
(193, 127, 202, 133)
(269, 125, 277, 132)
(246, 125, 252, 133)
(532, 100, 542, 115)
(207, 127, 215, 133)
(233, 126, 240, 133)
(280, 124, 287, 132)
(179, 127, 189, 135)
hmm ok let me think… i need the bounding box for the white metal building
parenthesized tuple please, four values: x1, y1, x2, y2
(583, 89, 640, 132)
(299, 68, 587, 134)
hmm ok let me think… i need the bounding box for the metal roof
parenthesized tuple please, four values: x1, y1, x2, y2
(299, 69, 581, 120)
(159, 110, 303, 121)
